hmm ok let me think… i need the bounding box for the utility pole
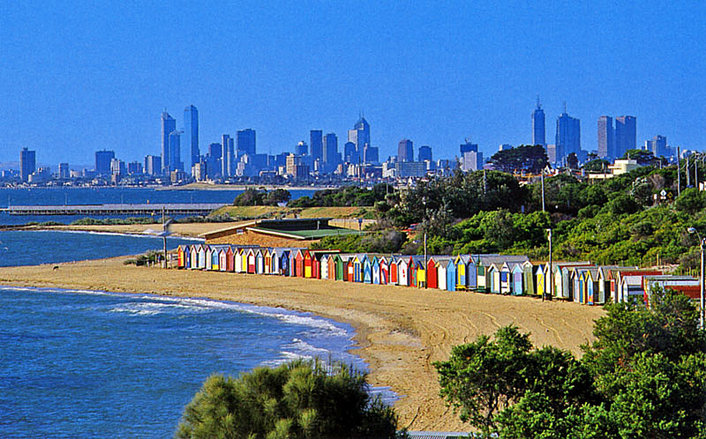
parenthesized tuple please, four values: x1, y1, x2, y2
(687, 155, 691, 187)
(541, 168, 546, 212)
(162, 206, 168, 269)
(678, 147, 681, 197)
(546, 228, 553, 301)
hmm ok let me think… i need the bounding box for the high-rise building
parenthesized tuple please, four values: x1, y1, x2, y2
(460, 140, 478, 155)
(127, 161, 143, 175)
(532, 100, 545, 146)
(95, 150, 115, 176)
(184, 105, 199, 169)
(222, 134, 234, 177)
(295, 141, 308, 156)
(323, 133, 339, 167)
(398, 139, 414, 162)
(363, 144, 379, 164)
(418, 145, 432, 162)
(144, 155, 162, 176)
(348, 116, 370, 155)
(615, 116, 637, 158)
(58, 162, 70, 179)
(161, 112, 176, 173)
(645, 135, 668, 158)
(110, 158, 126, 176)
(344, 141, 358, 163)
(555, 110, 580, 164)
(168, 130, 183, 172)
(236, 129, 256, 158)
(310, 130, 323, 162)
(461, 151, 483, 172)
(597, 116, 614, 159)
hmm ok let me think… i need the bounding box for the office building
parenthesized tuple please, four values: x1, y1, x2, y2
(348, 116, 370, 155)
(58, 162, 70, 179)
(532, 100, 545, 146)
(286, 154, 309, 180)
(460, 140, 478, 155)
(344, 141, 358, 163)
(645, 135, 668, 158)
(615, 116, 637, 158)
(597, 116, 614, 159)
(323, 132, 339, 168)
(461, 151, 483, 172)
(144, 155, 162, 176)
(236, 129, 256, 158)
(184, 105, 199, 169)
(555, 110, 581, 163)
(310, 130, 323, 162)
(167, 130, 183, 172)
(221, 134, 234, 177)
(295, 141, 308, 156)
(418, 145, 432, 162)
(363, 144, 379, 164)
(395, 161, 427, 178)
(398, 139, 414, 162)
(161, 112, 176, 173)
(110, 158, 126, 176)
(127, 161, 143, 175)
(95, 150, 115, 176)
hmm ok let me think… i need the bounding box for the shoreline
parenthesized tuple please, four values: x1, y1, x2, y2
(0, 257, 605, 431)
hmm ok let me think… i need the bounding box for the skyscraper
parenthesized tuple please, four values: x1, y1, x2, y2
(344, 142, 358, 163)
(323, 133, 339, 168)
(20, 147, 36, 182)
(295, 141, 308, 156)
(348, 116, 370, 155)
(168, 131, 183, 172)
(418, 145, 432, 162)
(161, 112, 176, 173)
(532, 99, 545, 146)
(95, 150, 115, 176)
(144, 155, 161, 176)
(184, 105, 199, 169)
(646, 135, 668, 158)
(555, 109, 580, 163)
(236, 129, 256, 157)
(615, 116, 637, 158)
(310, 130, 323, 162)
(222, 134, 234, 177)
(597, 116, 614, 159)
(398, 139, 414, 162)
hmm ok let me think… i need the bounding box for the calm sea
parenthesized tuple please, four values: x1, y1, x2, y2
(0, 286, 365, 438)
(0, 187, 316, 225)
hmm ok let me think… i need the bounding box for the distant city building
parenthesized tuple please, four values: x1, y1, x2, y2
(161, 112, 176, 173)
(19, 148, 36, 182)
(645, 135, 669, 158)
(363, 144, 379, 164)
(615, 115, 637, 158)
(222, 134, 234, 177)
(127, 161, 143, 175)
(323, 133, 339, 170)
(498, 144, 513, 151)
(236, 129, 256, 158)
(546, 144, 557, 164)
(418, 145, 432, 162)
(460, 140, 478, 155)
(344, 141, 358, 163)
(144, 155, 161, 176)
(555, 109, 580, 164)
(395, 161, 427, 178)
(110, 158, 126, 176)
(167, 130, 183, 172)
(58, 162, 70, 179)
(310, 130, 323, 162)
(285, 154, 309, 180)
(192, 160, 206, 181)
(461, 151, 483, 172)
(597, 116, 614, 159)
(95, 150, 115, 176)
(184, 105, 199, 169)
(295, 141, 308, 156)
(348, 116, 370, 158)
(398, 139, 414, 162)
(532, 99, 545, 146)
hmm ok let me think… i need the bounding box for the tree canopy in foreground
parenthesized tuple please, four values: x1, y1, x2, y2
(435, 289, 706, 438)
(176, 359, 405, 439)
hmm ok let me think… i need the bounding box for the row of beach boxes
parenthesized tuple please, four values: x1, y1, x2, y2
(176, 245, 700, 306)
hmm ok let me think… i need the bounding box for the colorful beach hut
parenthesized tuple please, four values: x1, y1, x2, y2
(371, 256, 380, 284)
(379, 257, 389, 285)
(426, 257, 438, 289)
(362, 255, 372, 284)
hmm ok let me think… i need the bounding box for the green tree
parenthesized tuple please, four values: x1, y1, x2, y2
(488, 145, 549, 174)
(176, 360, 405, 439)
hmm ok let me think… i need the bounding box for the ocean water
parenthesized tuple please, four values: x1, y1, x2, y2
(0, 287, 366, 438)
(0, 187, 316, 225)
(0, 230, 200, 267)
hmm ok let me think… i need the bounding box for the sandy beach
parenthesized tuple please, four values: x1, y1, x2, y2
(0, 258, 605, 432)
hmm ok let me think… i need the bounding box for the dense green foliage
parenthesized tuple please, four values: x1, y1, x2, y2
(311, 229, 407, 254)
(288, 184, 393, 208)
(435, 289, 706, 438)
(176, 360, 405, 439)
(233, 188, 291, 206)
(488, 144, 549, 174)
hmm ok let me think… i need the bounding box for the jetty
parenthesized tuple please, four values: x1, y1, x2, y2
(1, 203, 226, 216)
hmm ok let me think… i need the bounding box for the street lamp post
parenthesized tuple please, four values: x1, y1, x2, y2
(688, 227, 705, 329)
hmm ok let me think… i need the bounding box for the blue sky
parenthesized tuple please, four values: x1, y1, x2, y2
(0, 1, 703, 167)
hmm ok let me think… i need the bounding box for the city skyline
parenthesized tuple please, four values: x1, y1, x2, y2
(0, 3, 703, 165)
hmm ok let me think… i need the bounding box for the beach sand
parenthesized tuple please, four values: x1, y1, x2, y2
(0, 258, 605, 432)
